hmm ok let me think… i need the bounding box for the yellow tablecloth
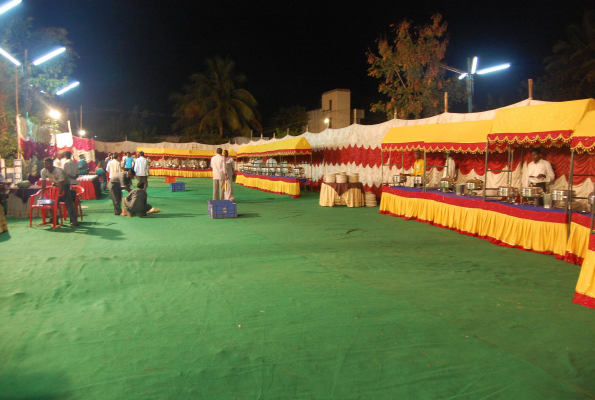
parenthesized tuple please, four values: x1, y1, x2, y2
(380, 188, 568, 258)
(319, 183, 365, 207)
(565, 221, 590, 265)
(150, 168, 212, 178)
(0, 204, 7, 233)
(235, 173, 300, 198)
(573, 234, 595, 308)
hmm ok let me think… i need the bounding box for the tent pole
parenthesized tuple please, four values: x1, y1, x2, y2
(567, 150, 575, 237)
(381, 150, 384, 188)
(483, 139, 489, 201)
(423, 149, 427, 193)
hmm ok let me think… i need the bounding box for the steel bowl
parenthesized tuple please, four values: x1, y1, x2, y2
(498, 186, 516, 197)
(440, 179, 455, 189)
(413, 176, 424, 186)
(466, 180, 483, 191)
(393, 175, 407, 184)
(520, 186, 542, 198)
(551, 189, 574, 201)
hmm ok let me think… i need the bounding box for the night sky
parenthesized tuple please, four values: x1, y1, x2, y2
(16, 0, 594, 133)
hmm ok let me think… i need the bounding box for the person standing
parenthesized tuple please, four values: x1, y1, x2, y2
(77, 155, 89, 175)
(524, 148, 555, 206)
(223, 150, 235, 201)
(62, 151, 80, 223)
(107, 154, 122, 177)
(134, 151, 150, 190)
(412, 150, 425, 188)
(95, 161, 108, 191)
(211, 148, 226, 200)
(109, 169, 135, 215)
(40, 157, 78, 226)
(124, 152, 135, 172)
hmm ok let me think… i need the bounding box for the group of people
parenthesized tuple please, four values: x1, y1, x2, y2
(211, 148, 235, 201)
(95, 151, 150, 192)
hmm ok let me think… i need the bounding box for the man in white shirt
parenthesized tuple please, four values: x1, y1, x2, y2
(40, 157, 78, 226)
(223, 150, 235, 201)
(61, 151, 80, 224)
(133, 151, 150, 190)
(211, 148, 226, 200)
(442, 152, 456, 180)
(524, 148, 555, 206)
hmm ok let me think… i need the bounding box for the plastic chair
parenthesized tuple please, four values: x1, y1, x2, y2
(29, 186, 64, 229)
(61, 185, 85, 222)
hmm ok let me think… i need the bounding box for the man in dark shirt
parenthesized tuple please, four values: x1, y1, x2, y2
(109, 170, 135, 215)
(123, 182, 159, 216)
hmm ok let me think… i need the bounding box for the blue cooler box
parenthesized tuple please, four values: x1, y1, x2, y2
(208, 200, 237, 219)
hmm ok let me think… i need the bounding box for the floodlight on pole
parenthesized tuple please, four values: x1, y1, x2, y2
(0, 47, 20, 65)
(476, 63, 511, 75)
(471, 57, 478, 74)
(79, 130, 85, 136)
(0, 0, 21, 16)
(56, 81, 79, 95)
(49, 109, 60, 119)
(458, 73, 468, 80)
(32, 47, 66, 65)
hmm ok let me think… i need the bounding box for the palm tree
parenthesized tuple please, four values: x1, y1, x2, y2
(542, 11, 595, 99)
(172, 57, 261, 140)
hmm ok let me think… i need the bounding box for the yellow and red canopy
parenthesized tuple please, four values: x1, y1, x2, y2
(237, 137, 312, 157)
(488, 99, 595, 146)
(571, 110, 595, 154)
(382, 120, 492, 153)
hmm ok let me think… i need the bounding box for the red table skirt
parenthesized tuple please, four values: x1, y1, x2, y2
(77, 179, 101, 200)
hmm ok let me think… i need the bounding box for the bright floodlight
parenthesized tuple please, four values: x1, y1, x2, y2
(324, 118, 329, 124)
(0, 47, 20, 66)
(0, 0, 21, 15)
(32, 47, 66, 66)
(476, 63, 511, 75)
(458, 73, 468, 80)
(48, 110, 61, 119)
(79, 130, 86, 136)
(471, 57, 478, 74)
(56, 81, 80, 95)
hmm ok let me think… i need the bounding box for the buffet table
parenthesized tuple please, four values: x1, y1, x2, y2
(235, 172, 300, 198)
(573, 233, 595, 308)
(150, 168, 212, 178)
(7, 187, 42, 219)
(379, 186, 568, 258)
(319, 182, 365, 207)
(565, 213, 592, 265)
(77, 176, 101, 200)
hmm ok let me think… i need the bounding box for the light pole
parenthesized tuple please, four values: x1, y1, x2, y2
(441, 57, 510, 113)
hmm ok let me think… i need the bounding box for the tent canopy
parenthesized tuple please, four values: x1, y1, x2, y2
(571, 110, 595, 154)
(237, 137, 312, 157)
(489, 99, 595, 145)
(381, 120, 493, 153)
(381, 124, 434, 151)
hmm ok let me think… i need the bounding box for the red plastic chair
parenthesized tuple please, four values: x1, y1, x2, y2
(29, 186, 64, 229)
(61, 185, 85, 222)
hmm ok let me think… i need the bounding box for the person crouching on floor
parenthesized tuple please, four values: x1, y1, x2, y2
(122, 182, 160, 217)
(109, 169, 135, 215)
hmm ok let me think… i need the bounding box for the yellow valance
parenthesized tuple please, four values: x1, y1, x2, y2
(238, 137, 312, 157)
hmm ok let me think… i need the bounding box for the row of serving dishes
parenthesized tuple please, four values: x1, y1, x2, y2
(391, 174, 580, 201)
(239, 165, 304, 177)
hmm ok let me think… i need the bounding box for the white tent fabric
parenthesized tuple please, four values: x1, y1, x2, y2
(94, 98, 551, 191)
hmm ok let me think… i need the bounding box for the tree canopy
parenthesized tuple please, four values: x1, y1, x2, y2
(172, 56, 261, 142)
(367, 14, 465, 119)
(271, 105, 309, 138)
(535, 10, 595, 101)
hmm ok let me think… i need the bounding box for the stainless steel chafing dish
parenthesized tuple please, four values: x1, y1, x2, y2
(440, 178, 455, 189)
(520, 186, 542, 198)
(455, 183, 465, 196)
(393, 175, 407, 184)
(589, 192, 595, 206)
(498, 186, 517, 198)
(293, 168, 302, 177)
(551, 189, 574, 201)
(281, 167, 289, 175)
(465, 180, 483, 191)
(413, 176, 424, 186)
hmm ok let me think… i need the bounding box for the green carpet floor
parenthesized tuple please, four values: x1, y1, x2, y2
(1, 178, 595, 399)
